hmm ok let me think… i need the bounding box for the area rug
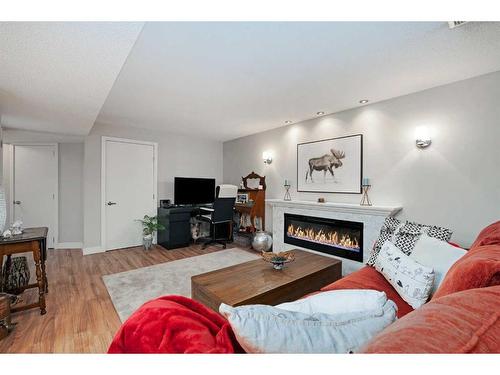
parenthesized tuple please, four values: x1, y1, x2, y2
(103, 248, 259, 322)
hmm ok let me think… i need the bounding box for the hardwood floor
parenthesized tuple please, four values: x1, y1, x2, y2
(0, 243, 246, 353)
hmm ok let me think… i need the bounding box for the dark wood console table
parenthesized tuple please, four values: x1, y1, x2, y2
(0, 227, 48, 315)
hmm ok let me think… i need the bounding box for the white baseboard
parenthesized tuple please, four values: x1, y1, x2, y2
(55, 242, 83, 249)
(83, 246, 104, 255)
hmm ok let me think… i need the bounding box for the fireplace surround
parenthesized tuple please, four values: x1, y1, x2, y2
(267, 199, 402, 274)
(284, 213, 363, 262)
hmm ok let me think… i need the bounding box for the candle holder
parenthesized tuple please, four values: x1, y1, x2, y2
(283, 184, 292, 201)
(360, 184, 372, 206)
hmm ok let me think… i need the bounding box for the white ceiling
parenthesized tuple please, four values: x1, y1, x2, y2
(2, 22, 500, 141)
(0, 22, 143, 135)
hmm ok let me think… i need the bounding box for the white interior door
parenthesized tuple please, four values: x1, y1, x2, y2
(103, 138, 157, 251)
(13, 144, 58, 248)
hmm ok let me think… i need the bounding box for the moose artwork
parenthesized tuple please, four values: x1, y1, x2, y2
(297, 134, 362, 193)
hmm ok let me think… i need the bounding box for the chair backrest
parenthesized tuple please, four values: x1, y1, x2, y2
(212, 184, 237, 223)
(216, 184, 238, 198)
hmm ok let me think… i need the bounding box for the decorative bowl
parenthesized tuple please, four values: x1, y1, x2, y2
(261, 250, 295, 270)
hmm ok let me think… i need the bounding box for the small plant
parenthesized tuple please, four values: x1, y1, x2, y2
(136, 215, 165, 236)
(271, 256, 287, 263)
(137, 215, 165, 250)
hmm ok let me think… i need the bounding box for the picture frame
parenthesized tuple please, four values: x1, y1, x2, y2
(236, 193, 249, 203)
(297, 134, 363, 194)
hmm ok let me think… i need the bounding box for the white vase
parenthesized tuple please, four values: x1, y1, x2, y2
(143, 234, 153, 250)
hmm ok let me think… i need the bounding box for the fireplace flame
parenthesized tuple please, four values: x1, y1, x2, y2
(287, 223, 360, 250)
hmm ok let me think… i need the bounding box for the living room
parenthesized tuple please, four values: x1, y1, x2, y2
(1, 0, 500, 372)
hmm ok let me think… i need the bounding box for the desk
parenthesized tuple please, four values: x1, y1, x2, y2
(157, 206, 201, 249)
(0, 227, 48, 315)
(157, 205, 231, 249)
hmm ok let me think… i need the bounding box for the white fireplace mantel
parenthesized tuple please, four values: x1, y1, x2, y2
(266, 199, 402, 217)
(266, 199, 403, 275)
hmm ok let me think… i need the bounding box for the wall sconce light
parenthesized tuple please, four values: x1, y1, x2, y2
(262, 151, 273, 164)
(415, 126, 432, 149)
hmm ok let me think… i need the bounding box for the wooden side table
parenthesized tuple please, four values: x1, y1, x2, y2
(0, 227, 48, 315)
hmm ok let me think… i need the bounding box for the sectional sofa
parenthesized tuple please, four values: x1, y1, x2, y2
(108, 221, 500, 354)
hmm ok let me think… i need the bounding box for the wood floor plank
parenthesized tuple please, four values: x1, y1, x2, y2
(0, 243, 250, 353)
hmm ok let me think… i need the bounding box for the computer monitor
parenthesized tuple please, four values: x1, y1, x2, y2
(174, 177, 216, 205)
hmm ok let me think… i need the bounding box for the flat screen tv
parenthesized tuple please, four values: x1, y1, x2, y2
(174, 177, 216, 205)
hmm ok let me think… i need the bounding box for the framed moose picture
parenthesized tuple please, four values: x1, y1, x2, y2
(297, 134, 362, 194)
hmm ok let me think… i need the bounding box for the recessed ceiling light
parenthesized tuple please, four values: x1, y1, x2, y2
(316, 111, 325, 116)
(285, 120, 292, 124)
(359, 99, 369, 104)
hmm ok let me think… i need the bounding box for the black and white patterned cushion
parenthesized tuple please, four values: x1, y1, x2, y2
(366, 217, 402, 266)
(367, 218, 453, 267)
(374, 241, 435, 309)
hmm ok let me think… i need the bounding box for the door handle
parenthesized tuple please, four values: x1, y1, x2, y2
(13, 200, 21, 205)
(106, 201, 117, 206)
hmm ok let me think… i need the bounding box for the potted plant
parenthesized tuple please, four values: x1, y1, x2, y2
(136, 215, 165, 250)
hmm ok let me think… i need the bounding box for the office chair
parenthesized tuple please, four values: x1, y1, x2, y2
(197, 184, 237, 249)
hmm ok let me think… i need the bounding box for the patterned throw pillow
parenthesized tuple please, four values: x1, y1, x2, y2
(366, 217, 402, 266)
(367, 217, 453, 267)
(374, 241, 435, 309)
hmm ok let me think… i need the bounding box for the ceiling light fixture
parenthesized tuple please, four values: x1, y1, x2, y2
(359, 99, 369, 104)
(316, 111, 325, 116)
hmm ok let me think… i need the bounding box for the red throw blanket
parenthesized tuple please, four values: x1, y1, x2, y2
(108, 295, 242, 353)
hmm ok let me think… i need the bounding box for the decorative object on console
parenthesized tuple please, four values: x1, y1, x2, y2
(360, 178, 372, 206)
(136, 215, 165, 250)
(251, 231, 273, 252)
(374, 241, 435, 309)
(11, 220, 23, 236)
(261, 250, 295, 270)
(367, 217, 453, 266)
(298, 134, 362, 194)
(236, 193, 249, 203)
(283, 179, 291, 201)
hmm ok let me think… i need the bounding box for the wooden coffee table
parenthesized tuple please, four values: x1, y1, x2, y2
(191, 249, 342, 312)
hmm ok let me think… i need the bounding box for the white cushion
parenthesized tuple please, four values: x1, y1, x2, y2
(276, 289, 388, 315)
(374, 241, 434, 309)
(219, 290, 397, 353)
(410, 234, 466, 295)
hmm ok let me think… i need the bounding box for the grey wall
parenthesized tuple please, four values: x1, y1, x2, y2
(223, 71, 500, 247)
(58, 143, 84, 243)
(83, 122, 223, 248)
(2, 129, 85, 244)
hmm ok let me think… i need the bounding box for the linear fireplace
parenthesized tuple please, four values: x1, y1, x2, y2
(284, 213, 363, 262)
